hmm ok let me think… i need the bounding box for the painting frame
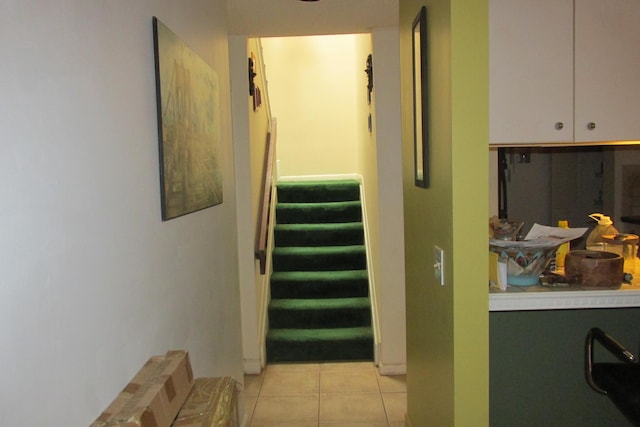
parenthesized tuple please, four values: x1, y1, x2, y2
(412, 6, 429, 188)
(152, 17, 223, 221)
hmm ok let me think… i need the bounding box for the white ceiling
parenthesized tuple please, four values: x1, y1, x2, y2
(226, 0, 399, 37)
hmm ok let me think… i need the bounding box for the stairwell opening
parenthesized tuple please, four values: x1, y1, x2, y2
(241, 31, 406, 373)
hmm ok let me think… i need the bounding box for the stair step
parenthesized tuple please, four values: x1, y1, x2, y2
(272, 245, 367, 272)
(277, 180, 360, 203)
(270, 270, 369, 299)
(269, 297, 371, 329)
(266, 327, 374, 363)
(267, 179, 373, 363)
(274, 222, 364, 247)
(276, 201, 362, 224)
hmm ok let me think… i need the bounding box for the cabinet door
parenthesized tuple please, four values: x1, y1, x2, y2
(575, 0, 640, 143)
(490, 0, 574, 144)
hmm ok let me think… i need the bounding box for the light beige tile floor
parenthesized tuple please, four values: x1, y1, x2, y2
(243, 362, 406, 427)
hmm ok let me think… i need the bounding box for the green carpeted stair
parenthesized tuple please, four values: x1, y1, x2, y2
(266, 179, 374, 363)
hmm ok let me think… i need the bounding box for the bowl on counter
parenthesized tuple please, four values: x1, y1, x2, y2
(490, 242, 559, 286)
(565, 250, 623, 289)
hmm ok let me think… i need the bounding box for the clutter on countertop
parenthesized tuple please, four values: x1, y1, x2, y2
(489, 216, 524, 241)
(565, 250, 624, 290)
(555, 220, 570, 273)
(489, 221, 588, 288)
(585, 213, 619, 251)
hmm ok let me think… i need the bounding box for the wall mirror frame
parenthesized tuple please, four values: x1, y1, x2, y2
(412, 6, 429, 188)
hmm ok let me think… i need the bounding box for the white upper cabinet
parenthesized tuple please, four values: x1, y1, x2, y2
(490, 0, 574, 144)
(574, 0, 640, 143)
(490, 0, 640, 145)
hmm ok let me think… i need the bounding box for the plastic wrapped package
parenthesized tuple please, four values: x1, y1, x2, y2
(172, 377, 239, 427)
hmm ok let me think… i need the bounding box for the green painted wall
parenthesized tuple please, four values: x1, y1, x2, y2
(491, 308, 640, 426)
(400, 0, 489, 425)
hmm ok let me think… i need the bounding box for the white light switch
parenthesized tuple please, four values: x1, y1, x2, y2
(434, 246, 445, 286)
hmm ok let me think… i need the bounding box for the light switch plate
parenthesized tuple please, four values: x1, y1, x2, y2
(434, 245, 445, 286)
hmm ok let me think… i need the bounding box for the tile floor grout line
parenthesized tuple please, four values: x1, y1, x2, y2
(246, 362, 405, 426)
(317, 367, 321, 426)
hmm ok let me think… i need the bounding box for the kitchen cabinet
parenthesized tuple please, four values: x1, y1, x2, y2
(574, 0, 640, 143)
(490, 0, 640, 145)
(490, 0, 574, 144)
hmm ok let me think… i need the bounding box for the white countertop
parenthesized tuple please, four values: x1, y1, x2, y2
(489, 257, 640, 311)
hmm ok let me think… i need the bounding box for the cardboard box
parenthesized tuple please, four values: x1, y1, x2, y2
(112, 382, 171, 427)
(91, 351, 195, 427)
(92, 356, 165, 426)
(153, 350, 194, 421)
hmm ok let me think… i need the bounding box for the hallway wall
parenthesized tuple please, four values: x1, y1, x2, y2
(370, 28, 407, 374)
(229, 35, 273, 373)
(0, 1, 243, 425)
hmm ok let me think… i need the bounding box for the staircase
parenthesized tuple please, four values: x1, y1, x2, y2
(266, 179, 374, 363)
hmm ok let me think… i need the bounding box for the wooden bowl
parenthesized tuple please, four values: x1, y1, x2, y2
(565, 250, 623, 289)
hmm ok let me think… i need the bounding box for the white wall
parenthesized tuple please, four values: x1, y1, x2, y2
(371, 28, 407, 374)
(261, 35, 364, 177)
(229, 35, 273, 373)
(0, 1, 244, 425)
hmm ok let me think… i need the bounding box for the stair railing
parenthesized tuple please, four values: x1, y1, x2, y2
(255, 118, 277, 274)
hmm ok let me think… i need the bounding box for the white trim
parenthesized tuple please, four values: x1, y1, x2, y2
(377, 362, 407, 376)
(242, 358, 262, 375)
(257, 173, 279, 370)
(358, 177, 382, 366)
(489, 287, 640, 311)
(278, 173, 361, 182)
(255, 39, 272, 125)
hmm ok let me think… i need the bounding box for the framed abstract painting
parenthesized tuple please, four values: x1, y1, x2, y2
(153, 17, 223, 220)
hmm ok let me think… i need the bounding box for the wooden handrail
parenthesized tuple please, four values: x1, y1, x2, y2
(255, 119, 277, 274)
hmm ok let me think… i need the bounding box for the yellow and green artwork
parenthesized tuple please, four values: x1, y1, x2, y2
(153, 17, 222, 220)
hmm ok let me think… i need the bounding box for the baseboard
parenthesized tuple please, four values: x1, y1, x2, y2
(359, 179, 381, 367)
(377, 362, 407, 376)
(243, 358, 262, 375)
(278, 173, 362, 183)
(257, 178, 278, 370)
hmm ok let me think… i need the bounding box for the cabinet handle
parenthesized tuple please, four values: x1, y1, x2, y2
(555, 122, 564, 130)
(587, 122, 596, 130)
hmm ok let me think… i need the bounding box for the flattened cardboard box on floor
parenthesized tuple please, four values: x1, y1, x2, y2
(92, 350, 194, 427)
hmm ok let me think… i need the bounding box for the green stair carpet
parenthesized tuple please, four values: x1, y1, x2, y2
(266, 179, 374, 363)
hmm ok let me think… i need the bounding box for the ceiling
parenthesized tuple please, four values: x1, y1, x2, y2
(226, 0, 399, 38)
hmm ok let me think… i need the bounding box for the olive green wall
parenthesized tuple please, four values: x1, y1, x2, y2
(400, 0, 489, 425)
(491, 308, 640, 426)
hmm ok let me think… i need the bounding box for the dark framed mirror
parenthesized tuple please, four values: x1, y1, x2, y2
(412, 6, 429, 188)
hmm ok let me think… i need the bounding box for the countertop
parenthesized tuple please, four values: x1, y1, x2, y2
(489, 259, 640, 311)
